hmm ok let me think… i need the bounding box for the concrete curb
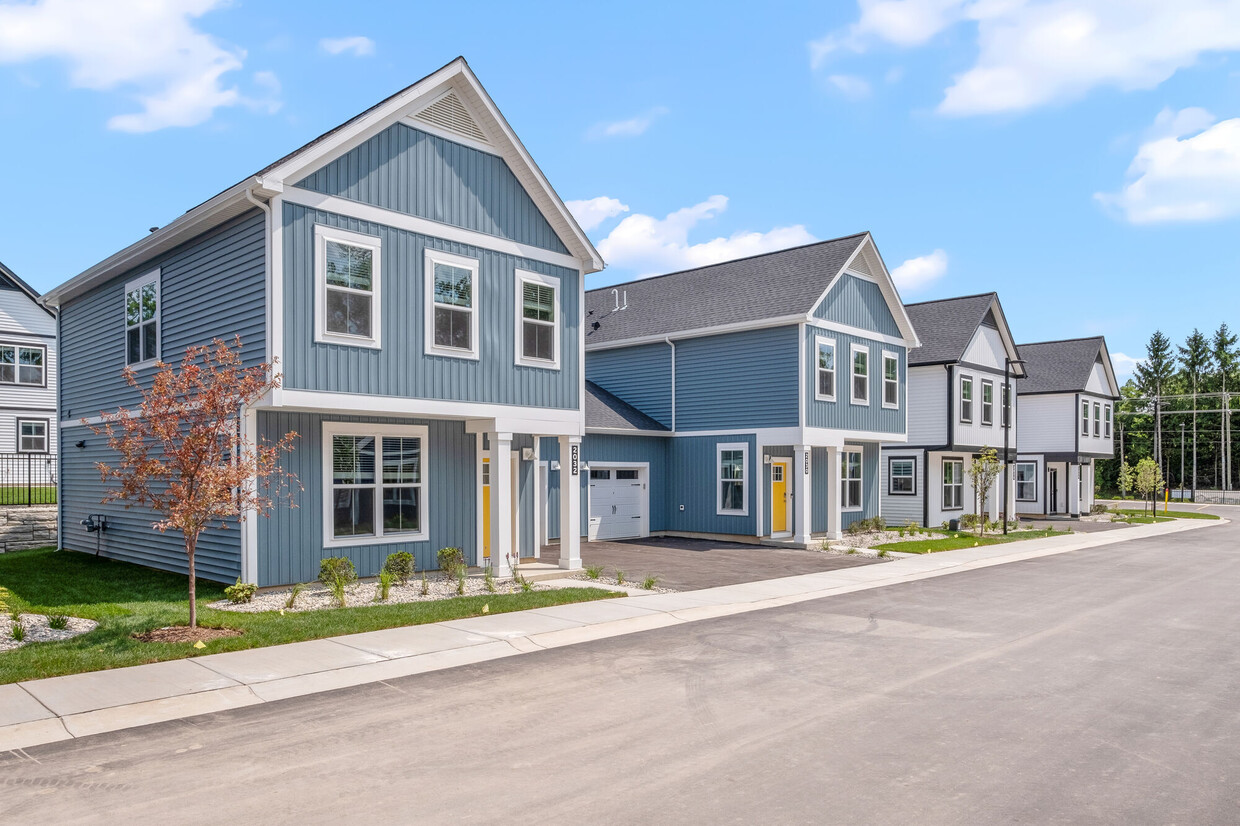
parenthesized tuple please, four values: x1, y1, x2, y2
(0, 516, 1223, 752)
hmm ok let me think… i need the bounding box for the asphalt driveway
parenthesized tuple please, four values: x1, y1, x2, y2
(538, 535, 880, 590)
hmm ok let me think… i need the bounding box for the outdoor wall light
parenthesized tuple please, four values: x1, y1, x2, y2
(75, 440, 86, 449)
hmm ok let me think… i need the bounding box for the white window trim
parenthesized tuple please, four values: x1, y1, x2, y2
(850, 343, 870, 406)
(888, 456, 915, 496)
(841, 447, 864, 512)
(1081, 400, 1090, 436)
(1016, 462, 1038, 502)
(0, 343, 48, 387)
(960, 375, 974, 424)
(124, 269, 161, 368)
(716, 441, 749, 516)
(943, 458, 965, 511)
(321, 421, 429, 548)
(423, 249, 480, 360)
(514, 269, 561, 370)
(314, 225, 382, 349)
(815, 335, 837, 402)
(16, 418, 49, 454)
(981, 379, 994, 426)
(1104, 404, 1112, 438)
(881, 350, 899, 410)
(1093, 402, 1101, 437)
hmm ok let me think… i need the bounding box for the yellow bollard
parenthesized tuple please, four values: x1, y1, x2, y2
(1165, 487, 1169, 514)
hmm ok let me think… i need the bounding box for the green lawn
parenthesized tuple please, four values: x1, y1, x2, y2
(1111, 508, 1219, 520)
(0, 547, 619, 685)
(873, 528, 1068, 555)
(0, 485, 55, 505)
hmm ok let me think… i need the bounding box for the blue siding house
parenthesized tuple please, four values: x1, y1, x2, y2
(44, 58, 602, 585)
(546, 234, 921, 547)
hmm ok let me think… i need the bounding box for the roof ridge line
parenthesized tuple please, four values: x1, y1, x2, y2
(903, 291, 997, 308)
(1018, 336, 1106, 347)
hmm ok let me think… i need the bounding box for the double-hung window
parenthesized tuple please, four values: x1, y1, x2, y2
(882, 351, 899, 409)
(124, 270, 159, 365)
(1105, 405, 1112, 438)
(850, 344, 869, 405)
(425, 250, 479, 359)
(324, 423, 427, 545)
(16, 419, 48, 453)
(316, 226, 381, 348)
(717, 443, 748, 516)
(0, 344, 46, 386)
(981, 379, 994, 426)
(1081, 399, 1090, 436)
(1093, 402, 1101, 437)
(943, 459, 964, 510)
(816, 337, 836, 402)
(960, 376, 973, 423)
(889, 457, 915, 495)
(516, 270, 560, 369)
(1015, 462, 1037, 501)
(841, 448, 863, 510)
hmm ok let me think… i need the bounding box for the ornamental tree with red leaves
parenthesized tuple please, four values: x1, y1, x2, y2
(90, 337, 300, 628)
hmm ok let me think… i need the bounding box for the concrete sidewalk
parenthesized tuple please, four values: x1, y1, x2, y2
(0, 517, 1222, 753)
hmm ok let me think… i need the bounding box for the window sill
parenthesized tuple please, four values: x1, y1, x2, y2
(515, 356, 560, 371)
(815, 394, 837, 403)
(316, 333, 381, 350)
(324, 532, 429, 548)
(427, 345, 479, 361)
(842, 506, 863, 513)
(888, 490, 916, 496)
(882, 402, 899, 410)
(849, 398, 869, 406)
(716, 509, 749, 517)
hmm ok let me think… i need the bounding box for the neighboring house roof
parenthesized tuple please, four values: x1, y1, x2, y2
(1016, 337, 1119, 397)
(43, 57, 602, 307)
(0, 260, 54, 317)
(585, 381, 670, 433)
(904, 292, 1025, 375)
(584, 233, 920, 348)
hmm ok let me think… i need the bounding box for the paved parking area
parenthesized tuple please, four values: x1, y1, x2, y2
(539, 536, 879, 591)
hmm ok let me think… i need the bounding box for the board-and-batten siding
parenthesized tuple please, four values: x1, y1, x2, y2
(812, 273, 902, 338)
(668, 435, 757, 536)
(811, 443, 879, 532)
(295, 123, 569, 255)
(543, 434, 670, 539)
(59, 209, 267, 420)
(804, 326, 907, 434)
(879, 450, 924, 527)
(283, 203, 580, 409)
(585, 344, 673, 428)
(257, 411, 476, 587)
(674, 327, 798, 431)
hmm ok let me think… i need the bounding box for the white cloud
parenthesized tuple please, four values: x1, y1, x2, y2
(588, 107, 669, 139)
(1096, 108, 1240, 223)
(890, 249, 948, 292)
(1110, 351, 1142, 380)
(566, 197, 630, 232)
(827, 74, 872, 99)
(320, 36, 375, 57)
(594, 196, 817, 277)
(812, 1, 1240, 116)
(0, 0, 268, 133)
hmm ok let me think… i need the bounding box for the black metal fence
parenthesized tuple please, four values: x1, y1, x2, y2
(0, 453, 57, 506)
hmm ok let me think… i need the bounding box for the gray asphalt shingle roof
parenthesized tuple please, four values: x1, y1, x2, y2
(1016, 337, 1109, 395)
(583, 234, 869, 346)
(585, 381, 670, 432)
(904, 293, 998, 366)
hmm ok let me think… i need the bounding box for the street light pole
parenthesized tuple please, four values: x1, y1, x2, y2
(1181, 422, 1186, 500)
(1003, 357, 1024, 535)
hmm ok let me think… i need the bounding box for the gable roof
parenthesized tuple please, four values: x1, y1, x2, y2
(904, 292, 1024, 374)
(43, 57, 602, 307)
(584, 233, 920, 348)
(585, 382, 670, 433)
(0, 260, 54, 317)
(1016, 337, 1119, 397)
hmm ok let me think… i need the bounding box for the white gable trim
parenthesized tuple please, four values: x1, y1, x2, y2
(1098, 339, 1121, 397)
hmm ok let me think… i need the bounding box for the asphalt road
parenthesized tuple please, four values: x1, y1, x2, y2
(3, 508, 1237, 825)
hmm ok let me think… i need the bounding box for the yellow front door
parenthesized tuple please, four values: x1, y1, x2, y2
(482, 458, 491, 559)
(772, 461, 788, 533)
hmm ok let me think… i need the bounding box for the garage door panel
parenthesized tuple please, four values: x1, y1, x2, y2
(588, 468, 648, 541)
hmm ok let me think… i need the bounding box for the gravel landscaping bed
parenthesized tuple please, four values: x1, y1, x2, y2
(210, 575, 576, 613)
(567, 574, 676, 593)
(822, 529, 949, 551)
(1, 613, 98, 652)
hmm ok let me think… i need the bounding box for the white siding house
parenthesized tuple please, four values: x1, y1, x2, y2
(0, 262, 57, 495)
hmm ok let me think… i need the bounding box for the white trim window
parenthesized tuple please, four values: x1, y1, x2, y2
(425, 250, 479, 359)
(960, 376, 973, 423)
(841, 448, 863, 511)
(716, 442, 749, 516)
(882, 351, 899, 409)
(515, 270, 560, 369)
(1081, 399, 1090, 436)
(943, 458, 964, 510)
(1104, 404, 1112, 438)
(0, 344, 46, 386)
(124, 270, 160, 366)
(850, 344, 869, 405)
(981, 379, 994, 426)
(1093, 402, 1101, 437)
(1015, 462, 1037, 501)
(888, 457, 915, 496)
(323, 422, 428, 546)
(315, 226, 381, 349)
(815, 336, 837, 402)
(16, 419, 48, 453)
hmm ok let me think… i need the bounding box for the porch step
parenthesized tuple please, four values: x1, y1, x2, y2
(513, 562, 575, 583)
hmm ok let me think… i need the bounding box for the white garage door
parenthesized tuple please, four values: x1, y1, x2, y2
(588, 467, 647, 541)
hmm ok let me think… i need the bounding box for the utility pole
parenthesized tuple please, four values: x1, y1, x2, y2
(1181, 422, 1185, 499)
(1192, 384, 1198, 503)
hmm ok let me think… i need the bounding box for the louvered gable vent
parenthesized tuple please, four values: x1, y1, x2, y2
(414, 92, 488, 143)
(847, 251, 874, 277)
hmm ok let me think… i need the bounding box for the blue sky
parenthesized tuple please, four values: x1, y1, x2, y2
(1, 1, 1238, 379)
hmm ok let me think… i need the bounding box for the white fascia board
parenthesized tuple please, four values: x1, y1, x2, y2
(278, 388, 584, 429)
(585, 315, 806, 352)
(1098, 340, 1121, 396)
(986, 295, 1027, 377)
(586, 427, 672, 437)
(804, 318, 910, 349)
(804, 426, 908, 447)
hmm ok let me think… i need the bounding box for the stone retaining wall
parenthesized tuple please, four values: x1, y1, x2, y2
(0, 506, 57, 552)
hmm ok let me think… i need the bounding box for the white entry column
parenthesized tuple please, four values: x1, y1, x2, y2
(1068, 462, 1081, 517)
(825, 446, 842, 540)
(793, 444, 813, 545)
(490, 432, 513, 576)
(558, 435, 583, 570)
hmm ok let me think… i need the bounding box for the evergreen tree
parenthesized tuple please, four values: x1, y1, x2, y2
(1134, 331, 1176, 479)
(1178, 329, 1213, 493)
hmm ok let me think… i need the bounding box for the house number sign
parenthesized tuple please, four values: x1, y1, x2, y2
(804, 453, 810, 474)
(570, 444, 580, 476)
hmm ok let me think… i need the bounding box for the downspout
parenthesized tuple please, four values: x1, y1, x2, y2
(665, 336, 677, 431)
(242, 185, 272, 585)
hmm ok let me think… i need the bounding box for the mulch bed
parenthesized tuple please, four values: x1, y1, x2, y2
(134, 626, 243, 644)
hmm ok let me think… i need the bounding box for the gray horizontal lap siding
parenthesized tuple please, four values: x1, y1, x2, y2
(295, 123, 569, 254)
(812, 443, 879, 533)
(805, 327, 906, 434)
(585, 344, 673, 428)
(283, 203, 580, 408)
(813, 273, 901, 338)
(257, 411, 476, 586)
(675, 327, 799, 431)
(543, 434, 669, 539)
(59, 210, 267, 420)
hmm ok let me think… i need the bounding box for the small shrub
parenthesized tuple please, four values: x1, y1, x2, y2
(615, 570, 625, 585)
(10, 622, 24, 642)
(641, 575, 660, 590)
(285, 583, 305, 610)
(46, 613, 70, 630)
(520, 577, 534, 593)
(1090, 503, 1108, 515)
(329, 579, 348, 608)
(438, 547, 465, 580)
(846, 521, 865, 536)
(376, 570, 393, 602)
(455, 564, 467, 596)
(383, 552, 415, 585)
(484, 565, 496, 593)
(585, 565, 604, 580)
(225, 579, 258, 604)
(845, 547, 858, 555)
(898, 528, 905, 538)
(318, 557, 358, 589)
(420, 571, 429, 596)
(877, 549, 890, 558)
(0, 585, 10, 615)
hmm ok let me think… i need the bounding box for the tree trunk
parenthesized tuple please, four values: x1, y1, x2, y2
(186, 533, 198, 628)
